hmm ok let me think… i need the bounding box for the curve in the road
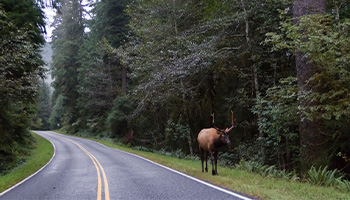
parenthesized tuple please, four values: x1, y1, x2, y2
(62, 136, 110, 200)
(0, 131, 255, 200)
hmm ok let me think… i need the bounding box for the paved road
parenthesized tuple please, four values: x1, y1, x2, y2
(1, 131, 253, 200)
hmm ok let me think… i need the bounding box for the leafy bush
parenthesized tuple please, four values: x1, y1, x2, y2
(235, 160, 299, 181)
(164, 119, 192, 154)
(228, 141, 265, 166)
(252, 77, 299, 168)
(155, 148, 186, 159)
(235, 160, 263, 173)
(107, 96, 135, 137)
(133, 145, 152, 152)
(307, 166, 344, 187)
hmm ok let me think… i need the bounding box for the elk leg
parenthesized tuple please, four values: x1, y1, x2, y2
(205, 151, 208, 172)
(200, 148, 204, 172)
(214, 152, 218, 175)
(209, 151, 215, 175)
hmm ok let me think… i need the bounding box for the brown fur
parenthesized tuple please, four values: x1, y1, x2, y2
(197, 128, 231, 175)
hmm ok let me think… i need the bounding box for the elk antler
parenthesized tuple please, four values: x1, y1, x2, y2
(227, 110, 235, 132)
(211, 113, 224, 132)
(210, 113, 215, 124)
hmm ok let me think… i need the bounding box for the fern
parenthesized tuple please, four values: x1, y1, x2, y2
(307, 166, 344, 187)
(337, 180, 350, 192)
(235, 160, 299, 180)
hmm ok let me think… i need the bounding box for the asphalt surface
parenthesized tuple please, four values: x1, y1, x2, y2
(0, 131, 253, 200)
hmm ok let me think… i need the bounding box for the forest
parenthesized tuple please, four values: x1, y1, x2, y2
(1, 0, 350, 183)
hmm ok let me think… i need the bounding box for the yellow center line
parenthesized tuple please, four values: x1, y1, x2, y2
(62, 137, 110, 200)
(88, 152, 110, 200)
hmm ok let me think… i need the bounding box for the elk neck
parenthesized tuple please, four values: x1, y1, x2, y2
(213, 132, 228, 149)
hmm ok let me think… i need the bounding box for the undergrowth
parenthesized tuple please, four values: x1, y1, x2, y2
(235, 160, 350, 193)
(235, 160, 299, 181)
(307, 166, 350, 192)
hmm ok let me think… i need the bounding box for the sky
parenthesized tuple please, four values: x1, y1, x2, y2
(43, 6, 55, 42)
(42, 7, 56, 86)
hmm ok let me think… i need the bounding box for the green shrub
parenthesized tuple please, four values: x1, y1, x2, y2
(235, 160, 299, 181)
(235, 160, 262, 173)
(337, 180, 350, 192)
(307, 166, 344, 187)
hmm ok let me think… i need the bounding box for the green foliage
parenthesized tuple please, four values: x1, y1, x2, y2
(307, 166, 344, 187)
(267, 9, 350, 172)
(32, 80, 51, 130)
(222, 141, 265, 167)
(76, 39, 117, 133)
(338, 180, 350, 192)
(267, 13, 350, 122)
(155, 148, 186, 159)
(49, 94, 64, 129)
(51, 0, 84, 132)
(235, 160, 299, 181)
(1, 0, 46, 44)
(92, 0, 130, 48)
(164, 119, 191, 153)
(107, 96, 135, 137)
(50, 0, 132, 135)
(0, 1, 45, 174)
(252, 77, 299, 168)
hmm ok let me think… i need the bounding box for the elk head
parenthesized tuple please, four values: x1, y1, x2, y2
(210, 111, 235, 145)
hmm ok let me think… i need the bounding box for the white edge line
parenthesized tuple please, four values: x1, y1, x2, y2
(88, 139, 254, 200)
(0, 132, 56, 197)
(119, 150, 254, 200)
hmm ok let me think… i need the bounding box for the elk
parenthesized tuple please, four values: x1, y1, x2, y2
(197, 111, 235, 175)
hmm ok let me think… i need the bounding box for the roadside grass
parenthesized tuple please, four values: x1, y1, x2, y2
(0, 132, 54, 193)
(56, 131, 350, 200)
(98, 142, 350, 200)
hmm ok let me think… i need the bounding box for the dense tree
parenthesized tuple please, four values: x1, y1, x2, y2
(70, 0, 131, 135)
(1, 0, 46, 44)
(267, 8, 350, 173)
(92, 0, 130, 48)
(33, 80, 51, 130)
(0, 0, 45, 173)
(51, 0, 84, 133)
(49, 94, 64, 129)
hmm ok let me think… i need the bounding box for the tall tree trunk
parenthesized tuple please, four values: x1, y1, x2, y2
(293, 0, 329, 170)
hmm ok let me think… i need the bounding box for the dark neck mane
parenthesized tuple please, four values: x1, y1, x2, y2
(213, 134, 226, 149)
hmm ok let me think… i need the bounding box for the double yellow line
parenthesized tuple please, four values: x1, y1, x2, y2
(63, 137, 110, 200)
